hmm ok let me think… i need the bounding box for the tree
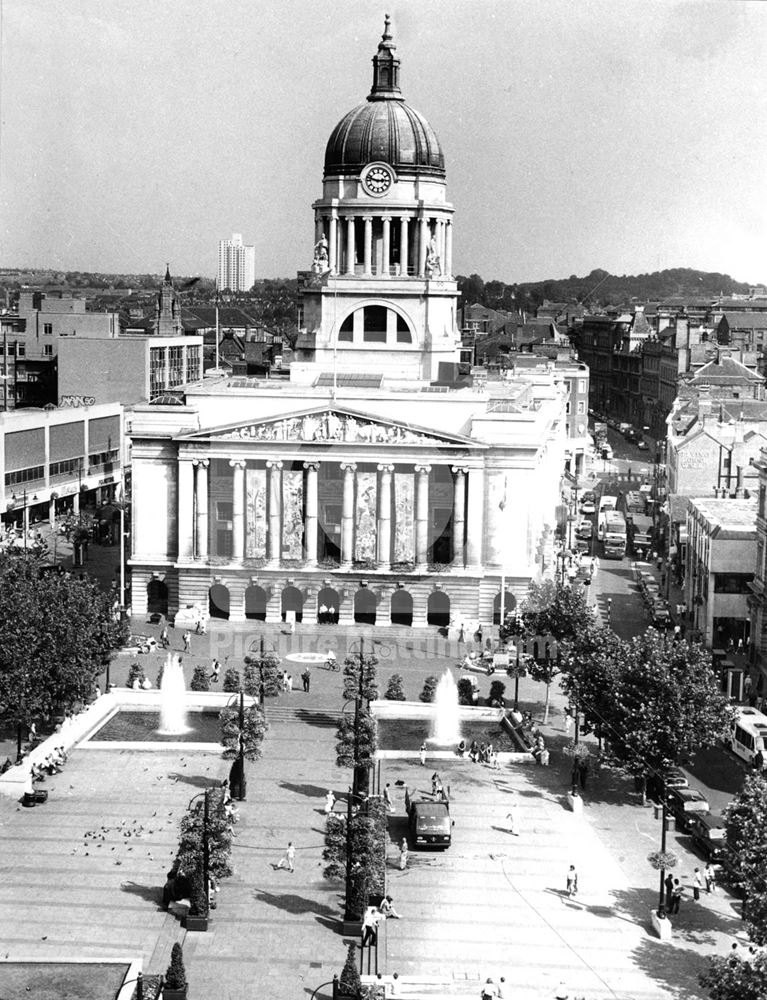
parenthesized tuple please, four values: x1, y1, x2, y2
(420, 675, 439, 703)
(190, 666, 209, 692)
(700, 949, 767, 1000)
(243, 648, 282, 697)
(724, 773, 767, 944)
(0, 555, 126, 753)
(220, 701, 268, 763)
(127, 662, 146, 688)
(222, 667, 241, 693)
(559, 621, 623, 745)
(176, 787, 234, 880)
(515, 579, 596, 723)
(384, 673, 407, 701)
(339, 942, 362, 999)
(489, 680, 506, 706)
(342, 648, 379, 703)
(457, 678, 475, 706)
(605, 630, 733, 798)
(164, 942, 187, 991)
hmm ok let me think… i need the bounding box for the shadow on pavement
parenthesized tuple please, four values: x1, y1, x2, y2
(253, 889, 338, 918)
(166, 772, 221, 789)
(120, 880, 162, 906)
(629, 927, 721, 1000)
(280, 781, 330, 799)
(293, 709, 342, 729)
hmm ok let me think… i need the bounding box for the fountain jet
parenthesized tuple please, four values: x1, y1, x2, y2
(430, 668, 461, 745)
(158, 653, 190, 735)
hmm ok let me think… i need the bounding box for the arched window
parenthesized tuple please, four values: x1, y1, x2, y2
(427, 591, 450, 628)
(354, 588, 376, 625)
(281, 586, 304, 623)
(147, 579, 168, 616)
(245, 585, 267, 621)
(209, 584, 230, 621)
(390, 589, 413, 626)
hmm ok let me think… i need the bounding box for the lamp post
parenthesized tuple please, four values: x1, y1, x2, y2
(606, 597, 612, 626)
(657, 776, 669, 918)
(248, 635, 278, 707)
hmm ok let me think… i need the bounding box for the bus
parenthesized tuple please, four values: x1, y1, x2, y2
(725, 707, 767, 768)
(598, 510, 626, 559)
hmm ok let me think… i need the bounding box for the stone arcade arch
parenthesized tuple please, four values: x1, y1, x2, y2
(147, 579, 168, 617)
(354, 587, 377, 625)
(281, 585, 304, 623)
(493, 591, 517, 625)
(317, 587, 340, 624)
(427, 590, 450, 628)
(209, 583, 230, 621)
(244, 585, 268, 621)
(390, 589, 413, 626)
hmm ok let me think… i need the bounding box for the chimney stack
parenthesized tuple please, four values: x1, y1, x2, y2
(735, 466, 745, 499)
(698, 385, 712, 422)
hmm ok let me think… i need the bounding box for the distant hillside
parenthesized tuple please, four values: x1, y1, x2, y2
(457, 268, 758, 314)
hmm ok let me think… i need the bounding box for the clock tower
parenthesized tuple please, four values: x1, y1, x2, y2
(293, 16, 461, 383)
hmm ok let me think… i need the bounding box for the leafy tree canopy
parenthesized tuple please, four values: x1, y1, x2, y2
(699, 949, 767, 1000)
(724, 773, 767, 945)
(0, 555, 126, 730)
(220, 701, 269, 763)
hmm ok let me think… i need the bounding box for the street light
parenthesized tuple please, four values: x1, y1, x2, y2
(606, 597, 612, 625)
(248, 635, 278, 706)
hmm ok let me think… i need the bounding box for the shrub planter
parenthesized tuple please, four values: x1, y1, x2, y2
(163, 988, 188, 1000)
(341, 919, 362, 936)
(185, 914, 208, 931)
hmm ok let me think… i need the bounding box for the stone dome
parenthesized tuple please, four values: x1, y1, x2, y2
(323, 17, 445, 179)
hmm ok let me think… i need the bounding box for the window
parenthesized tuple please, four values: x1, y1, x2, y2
(5, 465, 45, 488)
(216, 501, 233, 523)
(50, 457, 84, 479)
(577, 401, 585, 414)
(43, 344, 53, 357)
(760, 484, 766, 520)
(363, 306, 387, 343)
(578, 379, 586, 393)
(15, 343, 25, 357)
(565, 401, 571, 415)
(88, 448, 119, 473)
(186, 345, 201, 383)
(338, 314, 353, 342)
(396, 313, 412, 344)
(714, 573, 754, 594)
(44, 323, 53, 335)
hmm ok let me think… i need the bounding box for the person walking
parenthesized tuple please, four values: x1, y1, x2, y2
(160, 626, 169, 649)
(480, 978, 497, 1000)
(399, 837, 408, 870)
(566, 865, 578, 897)
(302, 668, 311, 693)
(665, 872, 674, 907)
(182, 630, 191, 653)
(209, 659, 220, 683)
(383, 783, 394, 812)
(506, 793, 520, 836)
(704, 862, 717, 894)
(419, 742, 427, 766)
(669, 879, 684, 914)
(324, 790, 336, 814)
(361, 904, 382, 946)
(276, 841, 296, 872)
(563, 707, 573, 735)
(693, 868, 703, 901)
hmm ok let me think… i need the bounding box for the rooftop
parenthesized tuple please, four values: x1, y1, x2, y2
(688, 496, 757, 532)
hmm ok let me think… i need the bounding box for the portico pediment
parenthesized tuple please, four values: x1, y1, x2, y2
(178, 406, 479, 448)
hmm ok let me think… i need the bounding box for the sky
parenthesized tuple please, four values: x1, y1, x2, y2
(1, 0, 766, 285)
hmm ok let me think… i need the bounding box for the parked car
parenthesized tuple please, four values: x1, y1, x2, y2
(575, 520, 593, 540)
(580, 499, 596, 515)
(647, 765, 688, 801)
(666, 787, 710, 831)
(688, 813, 728, 865)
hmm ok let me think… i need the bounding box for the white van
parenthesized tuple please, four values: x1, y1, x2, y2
(725, 707, 767, 768)
(598, 495, 617, 514)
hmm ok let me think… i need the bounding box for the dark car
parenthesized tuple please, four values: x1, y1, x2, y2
(666, 787, 710, 831)
(647, 766, 688, 801)
(688, 813, 728, 865)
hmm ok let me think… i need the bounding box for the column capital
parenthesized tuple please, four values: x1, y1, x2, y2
(451, 465, 469, 475)
(415, 463, 432, 475)
(340, 462, 357, 473)
(377, 463, 395, 474)
(362, 215, 374, 223)
(266, 459, 284, 470)
(229, 459, 246, 470)
(343, 213, 356, 221)
(303, 460, 320, 471)
(192, 458, 209, 468)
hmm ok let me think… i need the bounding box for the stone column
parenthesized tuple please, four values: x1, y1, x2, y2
(345, 216, 355, 275)
(193, 458, 209, 561)
(340, 462, 357, 566)
(49, 496, 57, 528)
(377, 463, 394, 567)
(363, 216, 373, 275)
(436, 219, 445, 274)
(73, 492, 80, 518)
(229, 459, 246, 562)
(451, 465, 468, 567)
(178, 458, 195, 560)
(415, 464, 431, 568)
(400, 217, 409, 275)
(419, 218, 429, 277)
(466, 467, 484, 570)
(303, 461, 320, 566)
(266, 459, 283, 565)
(329, 214, 338, 274)
(382, 217, 391, 276)
(445, 220, 453, 277)
(315, 214, 324, 243)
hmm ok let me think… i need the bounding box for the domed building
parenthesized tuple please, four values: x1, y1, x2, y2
(127, 19, 567, 629)
(293, 16, 460, 382)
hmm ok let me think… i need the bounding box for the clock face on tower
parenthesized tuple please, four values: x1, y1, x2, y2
(362, 163, 394, 196)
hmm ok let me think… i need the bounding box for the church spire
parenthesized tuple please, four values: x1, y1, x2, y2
(369, 13, 402, 100)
